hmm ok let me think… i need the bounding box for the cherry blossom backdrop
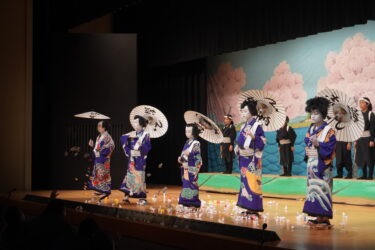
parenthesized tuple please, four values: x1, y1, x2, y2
(206, 21, 375, 175)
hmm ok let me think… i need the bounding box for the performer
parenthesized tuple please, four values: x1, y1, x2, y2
(177, 123, 202, 208)
(120, 115, 151, 205)
(333, 106, 353, 179)
(88, 120, 115, 201)
(235, 98, 266, 217)
(220, 114, 237, 174)
(276, 116, 296, 176)
(303, 97, 336, 227)
(355, 97, 375, 180)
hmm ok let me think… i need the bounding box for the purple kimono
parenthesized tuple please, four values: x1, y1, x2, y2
(119, 130, 151, 198)
(236, 118, 265, 212)
(178, 138, 202, 207)
(303, 122, 336, 218)
(88, 131, 115, 194)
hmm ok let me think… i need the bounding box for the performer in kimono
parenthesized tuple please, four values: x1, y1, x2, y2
(220, 114, 237, 174)
(88, 120, 115, 201)
(333, 106, 353, 179)
(303, 97, 336, 227)
(276, 116, 296, 176)
(355, 97, 375, 180)
(120, 115, 151, 205)
(235, 98, 266, 217)
(177, 123, 202, 208)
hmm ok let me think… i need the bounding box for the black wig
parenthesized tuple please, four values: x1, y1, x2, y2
(361, 97, 373, 111)
(305, 97, 330, 119)
(100, 120, 111, 131)
(240, 98, 258, 116)
(186, 123, 200, 138)
(134, 115, 148, 128)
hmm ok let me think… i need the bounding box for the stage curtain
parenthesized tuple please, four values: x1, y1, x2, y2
(138, 59, 208, 185)
(114, 0, 375, 67)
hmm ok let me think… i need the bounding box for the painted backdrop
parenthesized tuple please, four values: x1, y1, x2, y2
(207, 21, 375, 176)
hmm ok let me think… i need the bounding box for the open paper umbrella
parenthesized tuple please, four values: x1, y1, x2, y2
(238, 89, 286, 132)
(317, 89, 364, 142)
(184, 111, 223, 143)
(74, 111, 110, 119)
(130, 105, 168, 138)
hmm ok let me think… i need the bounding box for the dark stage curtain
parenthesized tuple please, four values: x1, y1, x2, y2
(139, 59, 208, 185)
(114, 0, 375, 67)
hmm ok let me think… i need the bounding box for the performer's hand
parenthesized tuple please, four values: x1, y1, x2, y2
(88, 139, 94, 147)
(184, 169, 189, 180)
(229, 145, 233, 152)
(310, 135, 319, 147)
(370, 141, 375, 147)
(346, 143, 351, 151)
(291, 146, 295, 152)
(94, 151, 100, 158)
(258, 158, 262, 169)
(309, 134, 317, 142)
(246, 132, 255, 139)
(177, 157, 183, 164)
(183, 150, 189, 156)
(220, 145, 222, 153)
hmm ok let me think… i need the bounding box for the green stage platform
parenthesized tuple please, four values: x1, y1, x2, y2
(198, 173, 375, 206)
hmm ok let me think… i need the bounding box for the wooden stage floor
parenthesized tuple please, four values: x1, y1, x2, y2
(12, 186, 375, 250)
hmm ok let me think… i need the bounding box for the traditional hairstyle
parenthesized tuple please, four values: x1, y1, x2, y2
(359, 97, 373, 111)
(224, 114, 234, 124)
(100, 120, 111, 131)
(285, 116, 289, 124)
(134, 115, 148, 128)
(186, 123, 200, 138)
(240, 98, 258, 116)
(305, 97, 330, 119)
(224, 114, 233, 120)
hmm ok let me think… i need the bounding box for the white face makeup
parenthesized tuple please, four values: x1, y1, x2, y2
(310, 110, 323, 124)
(133, 118, 143, 132)
(240, 106, 252, 122)
(97, 121, 105, 134)
(185, 126, 193, 139)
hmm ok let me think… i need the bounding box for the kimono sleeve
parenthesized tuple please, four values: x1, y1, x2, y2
(139, 133, 152, 156)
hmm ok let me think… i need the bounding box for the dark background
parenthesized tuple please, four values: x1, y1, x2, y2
(33, 33, 137, 190)
(32, 0, 375, 190)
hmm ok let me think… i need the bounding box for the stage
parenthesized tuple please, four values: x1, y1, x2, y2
(7, 178, 375, 250)
(198, 173, 375, 206)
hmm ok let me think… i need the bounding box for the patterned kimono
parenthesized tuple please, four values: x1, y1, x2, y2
(119, 130, 151, 198)
(236, 118, 266, 212)
(178, 138, 202, 207)
(88, 131, 115, 194)
(303, 122, 336, 218)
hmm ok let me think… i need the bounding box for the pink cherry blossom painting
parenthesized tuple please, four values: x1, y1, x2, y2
(263, 61, 307, 121)
(318, 33, 375, 105)
(207, 62, 246, 124)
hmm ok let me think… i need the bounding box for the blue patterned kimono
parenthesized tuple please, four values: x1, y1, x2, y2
(236, 118, 266, 212)
(88, 131, 115, 194)
(303, 122, 336, 218)
(178, 138, 202, 208)
(119, 130, 151, 198)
